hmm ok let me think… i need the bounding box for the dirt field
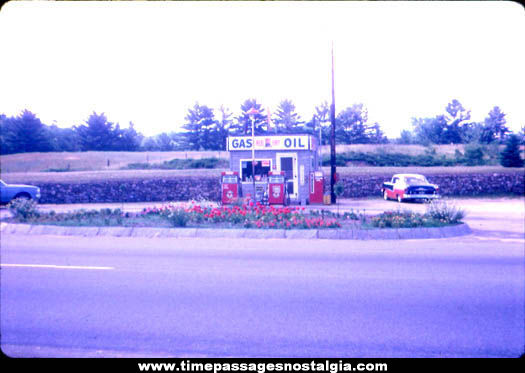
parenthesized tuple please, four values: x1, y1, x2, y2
(1, 166, 521, 185)
(0, 150, 230, 173)
(1, 146, 522, 185)
(0, 145, 481, 173)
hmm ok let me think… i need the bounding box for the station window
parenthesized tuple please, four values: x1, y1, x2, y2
(241, 159, 271, 182)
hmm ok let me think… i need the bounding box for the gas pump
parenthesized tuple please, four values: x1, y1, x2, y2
(309, 171, 324, 204)
(268, 171, 287, 205)
(221, 171, 241, 204)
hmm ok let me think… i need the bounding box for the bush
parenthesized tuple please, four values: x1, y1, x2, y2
(370, 210, 428, 228)
(321, 150, 467, 167)
(500, 135, 524, 168)
(41, 167, 74, 172)
(425, 200, 466, 224)
(370, 200, 466, 228)
(334, 181, 345, 198)
(125, 157, 228, 170)
(7, 198, 40, 222)
(166, 208, 190, 227)
(463, 143, 485, 166)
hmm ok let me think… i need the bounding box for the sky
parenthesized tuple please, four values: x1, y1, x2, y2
(0, 1, 524, 138)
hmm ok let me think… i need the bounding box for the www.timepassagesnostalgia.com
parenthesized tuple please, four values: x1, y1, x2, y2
(137, 360, 388, 373)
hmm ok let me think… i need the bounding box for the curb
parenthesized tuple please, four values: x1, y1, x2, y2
(0, 222, 472, 240)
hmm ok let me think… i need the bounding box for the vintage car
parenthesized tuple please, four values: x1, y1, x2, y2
(381, 174, 439, 203)
(0, 179, 41, 205)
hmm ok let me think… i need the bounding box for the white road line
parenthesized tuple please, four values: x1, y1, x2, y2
(472, 237, 524, 243)
(0, 264, 114, 270)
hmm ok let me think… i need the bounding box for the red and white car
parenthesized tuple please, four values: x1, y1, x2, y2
(381, 174, 440, 203)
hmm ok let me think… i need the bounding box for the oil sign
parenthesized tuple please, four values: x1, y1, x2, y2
(227, 135, 312, 151)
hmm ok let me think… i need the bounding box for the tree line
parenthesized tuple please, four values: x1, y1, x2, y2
(398, 99, 517, 146)
(0, 110, 143, 154)
(1, 98, 524, 156)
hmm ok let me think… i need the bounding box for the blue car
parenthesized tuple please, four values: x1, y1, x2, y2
(0, 179, 41, 205)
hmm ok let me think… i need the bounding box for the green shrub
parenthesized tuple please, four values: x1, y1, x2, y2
(7, 199, 40, 222)
(463, 143, 485, 166)
(500, 135, 524, 168)
(126, 162, 154, 170)
(166, 208, 190, 227)
(41, 167, 74, 172)
(370, 201, 466, 228)
(370, 210, 428, 228)
(425, 200, 466, 224)
(125, 157, 228, 170)
(483, 143, 502, 164)
(321, 150, 467, 167)
(341, 210, 362, 221)
(334, 181, 345, 198)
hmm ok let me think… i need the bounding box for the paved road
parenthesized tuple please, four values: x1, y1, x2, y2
(1, 198, 524, 357)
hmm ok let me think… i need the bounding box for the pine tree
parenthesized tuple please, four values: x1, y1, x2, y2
(183, 103, 216, 150)
(76, 112, 118, 151)
(500, 134, 524, 167)
(0, 114, 15, 154)
(233, 99, 267, 136)
(6, 110, 53, 153)
(272, 99, 303, 134)
(211, 105, 233, 150)
(481, 106, 509, 144)
(116, 122, 143, 151)
(336, 104, 369, 144)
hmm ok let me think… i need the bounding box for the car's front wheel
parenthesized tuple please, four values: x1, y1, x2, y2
(13, 193, 31, 202)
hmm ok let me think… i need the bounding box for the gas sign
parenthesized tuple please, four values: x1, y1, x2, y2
(227, 135, 312, 151)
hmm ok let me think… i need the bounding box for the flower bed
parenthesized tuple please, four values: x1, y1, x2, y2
(3, 199, 465, 230)
(368, 201, 466, 228)
(141, 201, 342, 229)
(370, 210, 445, 228)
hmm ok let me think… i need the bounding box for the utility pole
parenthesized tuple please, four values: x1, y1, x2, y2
(318, 116, 322, 170)
(247, 107, 259, 203)
(330, 42, 337, 204)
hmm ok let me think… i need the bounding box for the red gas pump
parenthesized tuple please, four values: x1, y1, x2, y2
(221, 171, 241, 204)
(268, 171, 287, 205)
(309, 171, 324, 204)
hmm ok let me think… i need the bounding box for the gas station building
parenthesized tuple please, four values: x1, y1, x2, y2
(225, 134, 324, 205)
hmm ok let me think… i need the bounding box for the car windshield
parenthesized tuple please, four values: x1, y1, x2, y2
(405, 176, 429, 185)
